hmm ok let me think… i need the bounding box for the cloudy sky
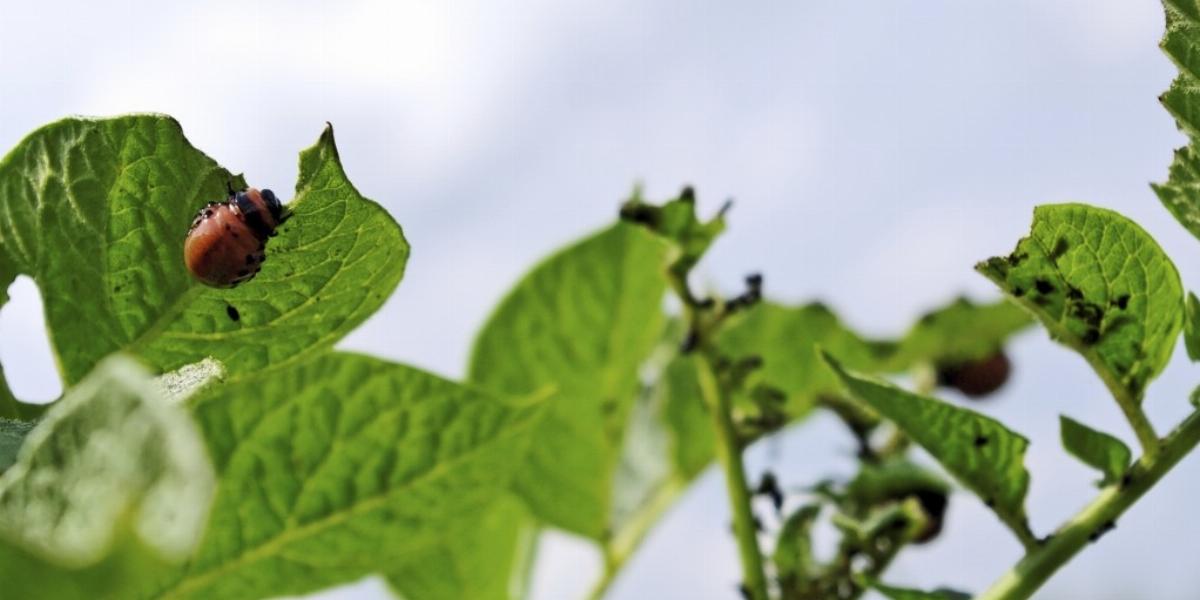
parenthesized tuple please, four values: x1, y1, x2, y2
(1, 1, 1196, 598)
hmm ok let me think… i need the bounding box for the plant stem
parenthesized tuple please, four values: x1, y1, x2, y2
(978, 407, 1200, 600)
(586, 477, 687, 600)
(695, 352, 771, 600)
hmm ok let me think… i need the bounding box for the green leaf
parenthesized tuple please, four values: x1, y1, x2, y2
(0, 355, 214, 568)
(660, 355, 715, 479)
(1185, 292, 1200, 362)
(845, 459, 950, 509)
(387, 495, 537, 600)
(468, 222, 669, 539)
(773, 504, 821, 591)
(0, 116, 407, 396)
(1156, 1, 1200, 239)
(1059, 416, 1131, 487)
(976, 204, 1183, 402)
(717, 302, 885, 419)
(822, 353, 1033, 543)
(618, 186, 725, 269)
(141, 353, 541, 600)
(0, 418, 33, 472)
(887, 297, 1032, 368)
(870, 580, 972, 600)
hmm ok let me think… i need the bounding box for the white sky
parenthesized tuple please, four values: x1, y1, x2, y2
(0, 1, 1196, 598)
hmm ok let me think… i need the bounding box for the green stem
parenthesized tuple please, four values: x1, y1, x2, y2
(978, 407, 1200, 600)
(695, 353, 771, 600)
(587, 477, 687, 600)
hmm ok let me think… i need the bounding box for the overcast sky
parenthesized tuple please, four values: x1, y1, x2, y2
(1, 1, 1196, 598)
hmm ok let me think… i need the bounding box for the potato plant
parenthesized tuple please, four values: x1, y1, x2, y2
(0, 3, 1199, 599)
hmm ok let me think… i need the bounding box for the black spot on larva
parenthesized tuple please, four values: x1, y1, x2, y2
(226, 304, 240, 322)
(1035, 279, 1054, 294)
(1114, 294, 1130, 310)
(974, 435, 989, 448)
(1120, 474, 1133, 488)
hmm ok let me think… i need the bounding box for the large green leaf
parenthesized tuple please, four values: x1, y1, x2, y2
(468, 222, 669, 539)
(143, 352, 542, 600)
(1059, 415, 1131, 487)
(977, 204, 1183, 402)
(387, 495, 537, 600)
(0, 355, 215, 599)
(0, 116, 407, 395)
(823, 353, 1033, 542)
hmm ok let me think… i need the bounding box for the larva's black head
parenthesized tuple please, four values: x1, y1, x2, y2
(261, 189, 285, 223)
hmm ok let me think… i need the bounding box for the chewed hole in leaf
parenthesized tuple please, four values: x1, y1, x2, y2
(0, 276, 60, 403)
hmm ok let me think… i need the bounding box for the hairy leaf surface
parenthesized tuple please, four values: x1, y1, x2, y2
(1157, 1, 1200, 239)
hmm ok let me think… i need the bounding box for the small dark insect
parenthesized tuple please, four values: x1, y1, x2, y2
(936, 351, 1012, 399)
(226, 304, 240, 322)
(184, 187, 289, 288)
(754, 472, 785, 513)
(974, 435, 989, 448)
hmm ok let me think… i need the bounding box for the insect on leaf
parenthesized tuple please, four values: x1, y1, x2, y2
(976, 204, 1183, 403)
(0, 116, 408, 398)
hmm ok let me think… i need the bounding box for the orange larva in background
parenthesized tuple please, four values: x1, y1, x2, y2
(184, 187, 288, 288)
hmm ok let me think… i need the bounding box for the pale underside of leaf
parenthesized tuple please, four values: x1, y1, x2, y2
(0, 355, 214, 568)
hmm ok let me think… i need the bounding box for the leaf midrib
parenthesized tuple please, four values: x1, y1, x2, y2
(154, 406, 542, 600)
